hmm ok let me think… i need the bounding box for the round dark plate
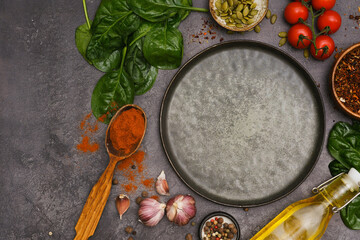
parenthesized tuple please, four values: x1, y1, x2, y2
(160, 40, 325, 207)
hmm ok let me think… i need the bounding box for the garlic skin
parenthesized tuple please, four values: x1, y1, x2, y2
(166, 195, 196, 226)
(138, 198, 166, 227)
(156, 171, 170, 196)
(115, 194, 130, 220)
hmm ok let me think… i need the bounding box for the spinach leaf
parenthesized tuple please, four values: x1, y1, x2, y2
(127, 0, 208, 23)
(143, 22, 183, 69)
(124, 21, 159, 95)
(75, 22, 93, 64)
(125, 39, 158, 95)
(328, 121, 360, 230)
(328, 122, 360, 171)
(86, 0, 141, 72)
(340, 196, 360, 230)
(168, 0, 192, 27)
(91, 47, 134, 124)
(329, 160, 349, 177)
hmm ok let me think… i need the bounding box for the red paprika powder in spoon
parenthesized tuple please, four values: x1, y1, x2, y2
(109, 108, 145, 155)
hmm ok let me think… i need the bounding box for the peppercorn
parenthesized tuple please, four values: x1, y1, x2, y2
(112, 178, 118, 185)
(185, 233, 193, 240)
(141, 191, 148, 198)
(231, 228, 237, 234)
(218, 217, 224, 224)
(125, 226, 133, 234)
(206, 222, 212, 227)
(131, 165, 136, 169)
(136, 196, 143, 205)
(228, 224, 235, 229)
(132, 231, 137, 235)
(228, 233, 234, 238)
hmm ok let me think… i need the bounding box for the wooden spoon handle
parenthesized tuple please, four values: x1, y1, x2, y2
(74, 159, 117, 240)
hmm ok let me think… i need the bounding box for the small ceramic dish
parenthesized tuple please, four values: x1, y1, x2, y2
(330, 42, 360, 120)
(199, 211, 240, 240)
(209, 0, 268, 32)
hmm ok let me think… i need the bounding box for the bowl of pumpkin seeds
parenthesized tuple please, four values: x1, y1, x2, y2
(209, 0, 268, 31)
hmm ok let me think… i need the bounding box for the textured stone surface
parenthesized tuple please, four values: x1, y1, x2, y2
(0, 0, 359, 239)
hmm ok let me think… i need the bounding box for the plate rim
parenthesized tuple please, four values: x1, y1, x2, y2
(159, 40, 326, 207)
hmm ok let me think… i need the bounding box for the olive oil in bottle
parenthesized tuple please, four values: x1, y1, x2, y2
(250, 168, 360, 240)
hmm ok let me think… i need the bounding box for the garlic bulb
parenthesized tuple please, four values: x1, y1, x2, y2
(156, 170, 170, 196)
(115, 194, 130, 220)
(166, 195, 196, 226)
(138, 198, 166, 227)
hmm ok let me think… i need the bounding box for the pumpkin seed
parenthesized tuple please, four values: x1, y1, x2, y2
(254, 25, 261, 33)
(243, 6, 249, 16)
(221, 16, 229, 20)
(244, 16, 249, 20)
(225, 18, 230, 23)
(228, 0, 233, 7)
(222, 1, 229, 11)
(270, 14, 277, 24)
(229, 18, 234, 23)
(278, 32, 288, 38)
(250, 10, 258, 15)
(250, 3, 257, 9)
(235, 19, 242, 23)
(247, 19, 255, 24)
(236, 3, 244, 12)
(246, 0, 252, 4)
(236, 11, 243, 19)
(236, 23, 244, 28)
(233, 0, 238, 6)
(240, 18, 247, 24)
(279, 38, 287, 47)
(231, 13, 237, 19)
(215, 0, 222, 10)
(304, 48, 310, 59)
(266, 9, 271, 19)
(215, 10, 220, 16)
(220, 13, 228, 17)
(227, 23, 236, 27)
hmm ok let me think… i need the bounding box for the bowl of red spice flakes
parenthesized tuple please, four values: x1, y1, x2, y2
(331, 43, 360, 119)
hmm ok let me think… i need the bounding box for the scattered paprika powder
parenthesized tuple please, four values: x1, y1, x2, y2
(77, 113, 100, 153)
(116, 150, 155, 194)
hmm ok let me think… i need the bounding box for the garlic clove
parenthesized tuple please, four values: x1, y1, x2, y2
(115, 194, 130, 220)
(156, 170, 170, 196)
(138, 198, 166, 227)
(166, 195, 196, 226)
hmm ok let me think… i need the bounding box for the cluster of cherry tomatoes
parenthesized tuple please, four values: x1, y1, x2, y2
(284, 0, 341, 60)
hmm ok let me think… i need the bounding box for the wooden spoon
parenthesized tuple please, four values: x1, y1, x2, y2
(74, 104, 147, 240)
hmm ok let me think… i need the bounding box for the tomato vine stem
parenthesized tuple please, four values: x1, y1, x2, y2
(298, 0, 329, 55)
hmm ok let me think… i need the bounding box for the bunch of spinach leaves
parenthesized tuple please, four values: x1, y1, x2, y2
(328, 121, 360, 230)
(75, 0, 207, 123)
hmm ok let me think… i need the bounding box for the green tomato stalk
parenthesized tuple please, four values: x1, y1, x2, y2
(297, 0, 330, 56)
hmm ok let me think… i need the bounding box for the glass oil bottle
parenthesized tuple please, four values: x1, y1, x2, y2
(250, 168, 360, 240)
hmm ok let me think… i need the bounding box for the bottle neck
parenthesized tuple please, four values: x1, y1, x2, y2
(319, 173, 360, 210)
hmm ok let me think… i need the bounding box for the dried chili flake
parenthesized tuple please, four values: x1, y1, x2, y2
(334, 47, 360, 114)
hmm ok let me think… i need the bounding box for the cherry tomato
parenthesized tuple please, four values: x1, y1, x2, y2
(317, 10, 341, 34)
(311, 0, 336, 10)
(284, 2, 309, 24)
(310, 35, 335, 60)
(288, 24, 313, 49)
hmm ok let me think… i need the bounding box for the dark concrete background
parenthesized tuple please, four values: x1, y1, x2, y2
(1, 0, 359, 239)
